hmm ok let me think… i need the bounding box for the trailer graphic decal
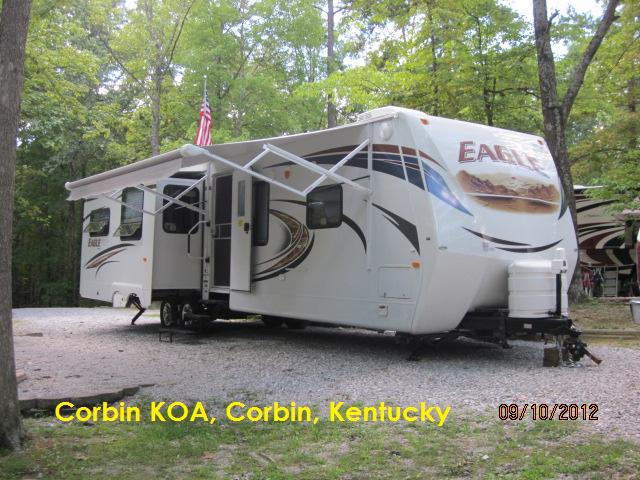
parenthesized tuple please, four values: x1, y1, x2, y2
(575, 189, 636, 272)
(261, 144, 489, 218)
(84, 243, 134, 277)
(341, 216, 367, 252)
(558, 186, 568, 219)
(402, 155, 424, 190)
(372, 204, 421, 254)
(578, 225, 627, 249)
(495, 239, 563, 253)
(300, 144, 473, 217)
(462, 228, 530, 246)
(253, 210, 314, 282)
(581, 248, 635, 269)
(421, 162, 473, 216)
(462, 227, 562, 253)
(271, 199, 367, 252)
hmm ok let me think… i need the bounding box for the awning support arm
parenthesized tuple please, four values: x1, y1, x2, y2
(99, 174, 207, 217)
(183, 148, 308, 198)
(182, 141, 372, 198)
(263, 142, 371, 196)
(100, 193, 157, 216)
(153, 174, 206, 215)
(137, 184, 206, 215)
(301, 139, 370, 195)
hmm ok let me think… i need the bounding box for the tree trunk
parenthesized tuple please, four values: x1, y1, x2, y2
(150, 71, 162, 156)
(532, 0, 619, 300)
(427, 1, 439, 116)
(326, 0, 337, 128)
(0, 0, 32, 451)
(533, 0, 575, 222)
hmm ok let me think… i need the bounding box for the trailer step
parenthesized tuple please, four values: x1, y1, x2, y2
(158, 326, 197, 343)
(183, 313, 212, 326)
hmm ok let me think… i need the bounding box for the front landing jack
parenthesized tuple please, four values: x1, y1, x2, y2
(126, 294, 146, 325)
(562, 330, 602, 365)
(544, 331, 602, 367)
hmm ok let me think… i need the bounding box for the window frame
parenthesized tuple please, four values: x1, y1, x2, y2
(306, 184, 343, 230)
(161, 184, 201, 235)
(86, 207, 110, 237)
(117, 187, 144, 241)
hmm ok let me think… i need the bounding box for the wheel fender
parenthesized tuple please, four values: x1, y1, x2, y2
(112, 291, 126, 308)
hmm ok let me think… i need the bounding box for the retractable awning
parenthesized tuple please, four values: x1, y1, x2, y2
(64, 146, 210, 201)
(65, 111, 397, 201)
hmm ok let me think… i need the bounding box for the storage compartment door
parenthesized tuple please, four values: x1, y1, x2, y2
(230, 171, 253, 291)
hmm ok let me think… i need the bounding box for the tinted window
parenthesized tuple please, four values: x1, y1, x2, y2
(252, 181, 269, 246)
(162, 185, 200, 234)
(85, 208, 110, 237)
(117, 188, 143, 241)
(307, 184, 342, 229)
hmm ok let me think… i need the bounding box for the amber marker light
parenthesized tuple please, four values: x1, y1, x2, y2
(411, 261, 421, 268)
(420, 118, 429, 125)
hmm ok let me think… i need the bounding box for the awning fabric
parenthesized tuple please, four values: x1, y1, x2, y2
(65, 147, 210, 200)
(65, 114, 391, 201)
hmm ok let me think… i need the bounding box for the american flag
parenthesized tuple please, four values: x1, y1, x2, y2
(195, 86, 212, 146)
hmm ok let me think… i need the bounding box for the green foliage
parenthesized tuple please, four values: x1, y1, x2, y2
(569, 1, 640, 210)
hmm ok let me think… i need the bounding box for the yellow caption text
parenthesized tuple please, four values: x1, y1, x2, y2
(55, 401, 451, 427)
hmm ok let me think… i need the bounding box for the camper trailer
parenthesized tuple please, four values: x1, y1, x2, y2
(66, 106, 596, 361)
(575, 187, 639, 296)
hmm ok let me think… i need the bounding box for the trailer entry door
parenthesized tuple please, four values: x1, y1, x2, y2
(230, 170, 253, 291)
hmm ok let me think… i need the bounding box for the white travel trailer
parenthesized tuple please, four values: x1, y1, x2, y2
(66, 106, 596, 362)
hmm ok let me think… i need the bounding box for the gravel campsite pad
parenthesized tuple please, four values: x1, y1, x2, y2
(12, 308, 640, 442)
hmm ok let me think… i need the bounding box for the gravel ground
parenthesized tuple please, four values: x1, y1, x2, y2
(13, 308, 640, 442)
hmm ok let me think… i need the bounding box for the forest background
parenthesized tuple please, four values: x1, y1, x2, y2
(12, 0, 639, 307)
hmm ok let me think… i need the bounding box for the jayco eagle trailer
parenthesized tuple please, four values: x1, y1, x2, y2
(66, 106, 597, 362)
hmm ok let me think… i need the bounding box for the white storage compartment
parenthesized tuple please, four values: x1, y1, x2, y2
(508, 249, 568, 318)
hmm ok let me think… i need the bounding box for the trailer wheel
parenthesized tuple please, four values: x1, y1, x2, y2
(285, 319, 308, 330)
(160, 301, 178, 327)
(180, 301, 201, 326)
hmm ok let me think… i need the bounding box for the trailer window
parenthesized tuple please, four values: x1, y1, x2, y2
(115, 187, 143, 240)
(85, 208, 110, 237)
(307, 184, 342, 229)
(252, 181, 269, 246)
(162, 185, 200, 234)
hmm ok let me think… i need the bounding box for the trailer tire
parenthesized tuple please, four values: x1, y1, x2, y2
(160, 301, 178, 327)
(180, 301, 202, 326)
(285, 319, 308, 330)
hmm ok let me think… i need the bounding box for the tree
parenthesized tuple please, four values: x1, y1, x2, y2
(13, 1, 136, 308)
(533, 0, 620, 295)
(569, 1, 640, 211)
(0, 0, 32, 450)
(337, 0, 538, 131)
(326, 0, 338, 128)
(532, 0, 620, 228)
(84, 0, 195, 155)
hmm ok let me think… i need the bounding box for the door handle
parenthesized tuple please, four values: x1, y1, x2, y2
(243, 222, 250, 233)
